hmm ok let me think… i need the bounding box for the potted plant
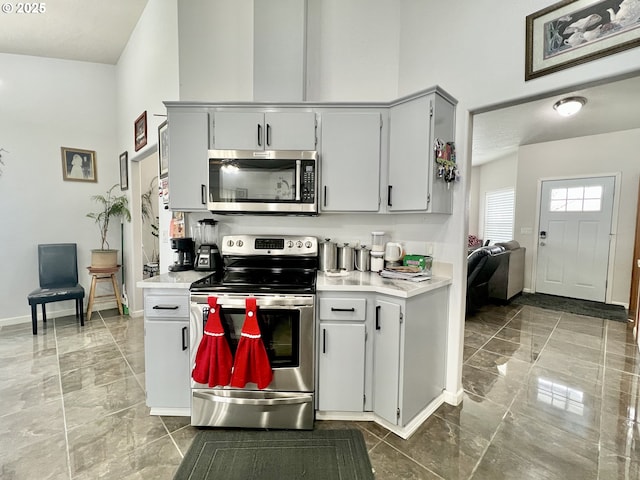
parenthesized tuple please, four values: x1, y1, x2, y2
(87, 183, 132, 267)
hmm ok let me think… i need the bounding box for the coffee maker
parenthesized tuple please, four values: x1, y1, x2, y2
(192, 219, 222, 272)
(168, 237, 195, 272)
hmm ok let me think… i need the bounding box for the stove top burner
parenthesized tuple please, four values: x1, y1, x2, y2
(190, 268, 316, 294)
(190, 235, 318, 295)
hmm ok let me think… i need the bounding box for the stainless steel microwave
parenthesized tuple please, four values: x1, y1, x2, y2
(207, 149, 317, 215)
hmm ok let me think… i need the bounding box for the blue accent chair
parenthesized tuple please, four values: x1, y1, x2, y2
(27, 244, 85, 335)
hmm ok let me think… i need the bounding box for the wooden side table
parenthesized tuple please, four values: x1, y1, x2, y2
(86, 266, 123, 320)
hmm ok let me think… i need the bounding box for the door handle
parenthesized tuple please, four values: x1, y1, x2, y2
(153, 305, 179, 310)
(257, 124, 262, 147)
(266, 123, 271, 146)
(181, 326, 188, 351)
(330, 307, 355, 312)
(375, 305, 381, 330)
(387, 185, 393, 207)
(201, 184, 207, 205)
(322, 328, 326, 354)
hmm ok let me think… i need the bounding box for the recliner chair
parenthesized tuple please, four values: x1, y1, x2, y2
(466, 245, 506, 313)
(27, 243, 85, 335)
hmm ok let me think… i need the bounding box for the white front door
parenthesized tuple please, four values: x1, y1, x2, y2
(535, 176, 615, 302)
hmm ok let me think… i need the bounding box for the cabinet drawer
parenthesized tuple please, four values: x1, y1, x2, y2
(144, 295, 189, 319)
(319, 298, 366, 321)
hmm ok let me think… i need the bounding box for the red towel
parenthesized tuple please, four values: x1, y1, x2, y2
(230, 297, 273, 389)
(192, 296, 233, 387)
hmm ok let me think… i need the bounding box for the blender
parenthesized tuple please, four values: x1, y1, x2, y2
(192, 219, 222, 272)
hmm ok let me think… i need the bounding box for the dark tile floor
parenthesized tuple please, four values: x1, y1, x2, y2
(1, 303, 638, 479)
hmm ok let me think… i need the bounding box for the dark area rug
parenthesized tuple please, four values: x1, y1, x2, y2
(511, 293, 628, 322)
(174, 429, 375, 480)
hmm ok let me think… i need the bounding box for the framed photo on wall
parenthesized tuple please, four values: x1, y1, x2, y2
(134, 111, 147, 151)
(526, 0, 640, 80)
(61, 147, 97, 182)
(158, 120, 169, 178)
(119, 151, 128, 190)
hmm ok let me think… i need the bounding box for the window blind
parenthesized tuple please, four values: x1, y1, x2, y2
(484, 188, 515, 244)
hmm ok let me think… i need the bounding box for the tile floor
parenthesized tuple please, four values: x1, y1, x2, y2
(1, 303, 639, 479)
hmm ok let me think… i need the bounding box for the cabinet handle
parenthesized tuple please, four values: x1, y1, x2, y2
(323, 186, 327, 207)
(266, 123, 271, 146)
(387, 185, 393, 207)
(201, 184, 207, 205)
(375, 305, 381, 330)
(181, 326, 188, 351)
(257, 124, 262, 147)
(322, 328, 326, 354)
(152, 305, 179, 310)
(331, 307, 355, 312)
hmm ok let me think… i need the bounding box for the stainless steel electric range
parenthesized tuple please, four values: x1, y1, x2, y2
(189, 234, 318, 430)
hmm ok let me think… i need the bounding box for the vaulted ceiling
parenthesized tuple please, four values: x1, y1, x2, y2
(1, 2, 638, 165)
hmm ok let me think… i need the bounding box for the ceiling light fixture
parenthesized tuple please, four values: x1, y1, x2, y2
(553, 96, 587, 117)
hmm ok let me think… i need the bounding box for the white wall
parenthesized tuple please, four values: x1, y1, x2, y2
(0, 54, 117, 323)
(178, 0, 253, 100)
(516, 129, 640, 307)
(116, 0, 180, 314)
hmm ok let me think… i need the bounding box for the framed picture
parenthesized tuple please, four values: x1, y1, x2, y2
(134, 111, 147, 151)
(119, 151, 128, 190)
(61, 147, 97, 182)
(158, 120, 169, 178)
(526, 0, 640, 80)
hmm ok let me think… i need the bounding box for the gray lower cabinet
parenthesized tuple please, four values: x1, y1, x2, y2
(372, 287, 449, 427)
(318, 323, 365, 411)
(143, 289, 191, 412)
(372, 299, 402, 424)
(317, 296, 367, 412)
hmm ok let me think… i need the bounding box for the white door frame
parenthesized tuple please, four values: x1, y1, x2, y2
(530, 172, 621, 304)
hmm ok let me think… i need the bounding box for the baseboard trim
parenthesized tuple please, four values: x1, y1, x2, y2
(443, 388, 464, 405)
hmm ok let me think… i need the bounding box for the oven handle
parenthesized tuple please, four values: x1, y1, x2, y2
(193, 390, 312, 406)
(192, 295, 315, 308)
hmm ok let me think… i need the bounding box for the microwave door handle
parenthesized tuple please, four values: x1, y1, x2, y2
(295, 160, 301, 201)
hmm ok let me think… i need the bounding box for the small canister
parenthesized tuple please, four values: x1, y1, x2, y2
(318, 239, 337, 271)
(336, 243, 355, 271)
(370, 251, 384, 272)
(354, 246, 371, 272)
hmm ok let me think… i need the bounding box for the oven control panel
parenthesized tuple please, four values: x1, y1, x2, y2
(222, 235, 318, 256)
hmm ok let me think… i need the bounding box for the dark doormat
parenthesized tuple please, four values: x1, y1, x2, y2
(511, 293, 628, 322)
(174, 429, 375, 480)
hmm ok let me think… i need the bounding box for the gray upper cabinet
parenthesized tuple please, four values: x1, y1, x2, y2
(167, 108, 209, 211)
(387, 91, 455, 213)
(319, 111, 382, 212)
(212, 111, 316, 150)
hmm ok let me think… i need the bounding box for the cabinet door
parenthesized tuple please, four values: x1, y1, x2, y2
(168, 110, 209, 211)
(144, 320, 190, 409)
(320, 112, 381, 212)
(264, 112, 316, 150)
(318, 323, 366, 412)
(388, 94, 455, 213)
(388, 96, 431, 212)
(213, 111, 316, 150)
(372, 299, 402, 425)
(213, 112, 264, 150)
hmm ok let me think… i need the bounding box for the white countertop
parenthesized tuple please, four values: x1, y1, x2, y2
(316, 271, 451, 298)
(136, 271, 211, 290)
(136, 270, 451, 298)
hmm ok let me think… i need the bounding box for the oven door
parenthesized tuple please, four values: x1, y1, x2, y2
(189, 293, 315, 392)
